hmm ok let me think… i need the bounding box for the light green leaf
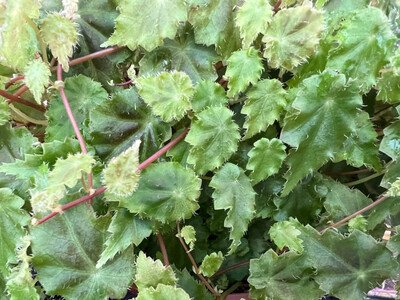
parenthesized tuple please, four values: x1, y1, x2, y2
(0, 189, 30, 276)
(241, 79, 287, 140)
(380, 121, 400, 160)
(97, 209, 153, 268)
(0, 154, 43, 183)
(114, 162, 201, 223)
(191, 80, 227, 113)
(387, 178, 400, 197)
(210, 163, 256, 254)
(41, 137, 81, 166)
(236, 0, 273, 48)
(280, 69, 362, 195)
(40, 13, 78, 72)
(348, 215, 367, 233)
(0, 99, 9, 125)
(46, 75, 108, 141)
(292, 219, 398, 300)
(326, 7, 396, 92)
(263, 5, 324, 70)
(137, 72, 194, 122)
(103, 140, 141, 196)
(199, 252, 224, 277)
(269, 221, 303, 253)
(225, 48, 263, 97)
(103, 0, 187, 51)
(175, 268, 214, 300)
(88, 88, 171, 163)
(189, 0, 241, 58)
(246, 138, 286, 185)
(136, 284, 190, 300)
(249, 250, 324, 300)
(31, 204, 134, 300)
(178, 226, 196, 251)
(23, 59, 50, 104)
(135, 251, 177, 292)
(186, 107, 240, 174)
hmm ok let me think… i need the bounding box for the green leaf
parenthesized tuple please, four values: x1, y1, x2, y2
(292, 219, 399, 299)
(46, 75, 108, 141)
(178, 226, 196, 251)
(280, 69, 363, 195)
(40, 13, 78, 72)
(137, 71, 194, 122)
(103, 140, 141, 196)
(136, 284, 190, 300)
(376, 70, 400, 104)
(225, 48, 263, 97)
(246, 138, 286, 185)
(387, 178, 400, 198)
(103, 0, 187, 51)
(199, 251, 224, 277)
(0, 154, 43, 183)
(236, 0, 273, 48)
(191, 80, 227, 113)
(89, 88, 171, 163)
(31, 204, 135, 300)
(326, 7, 396, 92)
(210, 163, 256, 254)
(0, 100, 9, 126)
(367, 197, 400, 230)
(135, 251, 177, 291)
(249, 250, 324, 300)
(175, 268, 214, 300)
(114, 162, 201, 223)
(41, 137, 81, 166)
(139, 25, 220, 84)
(381, 161, 400, 189)
(380, 121, 400, 160)
(186, 107, 240, 174)
(97, 209, 153, 268)
(262, 5, 324, 70)
(269, 221, 303, 253)
(23, 59, 50, 104)
(348, 215, 367, 233)
(241, 79, 287, 139)
(189, 0, 241, 58)
(0, 189, 30, 276)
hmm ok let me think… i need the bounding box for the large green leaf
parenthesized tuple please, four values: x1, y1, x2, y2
(280, 69, 362, 195)
(326, 7, 395, 92)
(31, 204, 135, 300)
(186, 107, 240, 174)
(190, 80, 228, 113)
(112, 162, 201, 223)
(103, 0, 187, 51)
(88, 88, 171, 162)
(210, 163, 256, 254)
(241, 79, 287, 140)
(380, 120, 400, 160)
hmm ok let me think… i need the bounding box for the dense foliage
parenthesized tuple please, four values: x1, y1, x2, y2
(0, 0, 400, 299)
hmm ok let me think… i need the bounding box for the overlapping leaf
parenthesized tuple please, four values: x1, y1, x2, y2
(190, 80, 227, 113)
(23, 60, 50, 104)
(269, 221, 303, 252)
(199, 252, 224, 277)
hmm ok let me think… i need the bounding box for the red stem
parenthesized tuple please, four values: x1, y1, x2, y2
(324, 168, 372, 176)
(13, 85, 29, 97)
(157, 232, 170, 266)
(273, 0, 282, 12)
(5, 76, 24, 89)
(210, 261, 250, 279)
(115, 79, 134, 86)
(0, 89, 45, 112)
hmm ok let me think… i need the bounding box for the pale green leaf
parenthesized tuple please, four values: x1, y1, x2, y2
(263, 5, 324, 70)
(387, 178, 400, 197)
(135, 251, 177, 292)
(241, 79, 287, 139)
(178, 226, 196, 251)
(113, 162, 201, 223)
(280, 69, 363, 195)
(225, 48, 263, 97)
(23, 59, 50, 104)
(348, 215, 367, 233)
(97, 209, 153, 268)
(0, 99, 9, 126)
(0, 154, 43, 183)
(186, 107, 240, 174)
(136, 284, 190, 300)
(210, 163, 256, 254)
(31, 204, 134, 300)
(137, 72, 194, 122)
(103, 140, 141, 196)
(269, 221, 303, 253)
(40, 13, 78, 72)
(191, 80, 227, 113)
(249, 250, 324, 300)
(103, 0, 187, 51)
(0, 188, 30, 276)
(326, 7, 396, 92)
(380, 121, 400, 160)
(199, 252, 224, 277)
(236, 0, 273, 48)
(246, 138, 286, 185)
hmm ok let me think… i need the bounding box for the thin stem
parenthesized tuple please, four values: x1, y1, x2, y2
(115, 79, 134, 86)
(0, 89, 45, 112)
(157, 233, 170, 266)
(5, 76, 25, 89)
(25, 17, 48, 64)
(324, 168, 372, 176)
(210, 261, 250, 279)
(344, 170, 385, 187)
(273, 0, 282, 12)
(320, 194, 389, 234)
(177, 221, 221, 298)
(51, 46, 126, 72)
(220, 282, 242, 300)
(13, 85, 29, 97)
